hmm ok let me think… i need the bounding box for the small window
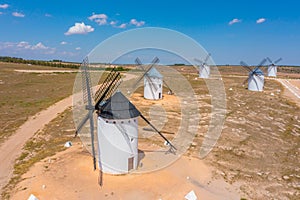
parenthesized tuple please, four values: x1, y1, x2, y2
(105, 121, 108, 123)
(121, 121, 124, 124)
(128, 120, 131, 123)
(113, 121, 116, 124)
(131, 138, 134, 142)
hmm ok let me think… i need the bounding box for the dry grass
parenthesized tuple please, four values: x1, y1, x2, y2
(195, 69, 300, 199)
(0, 62, 76, 144)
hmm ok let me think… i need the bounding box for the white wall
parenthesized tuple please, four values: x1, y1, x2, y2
(144, 76, 163, 100)
(97, 117, 138, 174)
(248, 75, 264, 91)
(199, 64, 210, 78)
(268, 66, 277, 77)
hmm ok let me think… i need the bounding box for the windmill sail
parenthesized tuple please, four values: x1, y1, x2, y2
(76, 57, 97, 170)
(140, 113, 176, 152)
(94, 68, 122, 110)
(136, 57, 173, 94)
(133, 57, 160, 88)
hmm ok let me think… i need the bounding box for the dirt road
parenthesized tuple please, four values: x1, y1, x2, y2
(0, 96, 72, 192)
(278, 79, 300, 99)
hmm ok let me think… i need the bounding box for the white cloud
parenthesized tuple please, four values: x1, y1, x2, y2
(229, 18, 241, 25)
(130, 19, 145, 27)
(88, 13, 146, 29)
(16, 41, 50, 50)
(0, 12, 3, 15)
(0, 4, 9, 9)
(118, 23, 127, 29)
(12, 12, 25, 17)
(256, 18, 266, 24)
(64, 22, 94, 35)
(88, 13, 108, 25)
(45, 13, 52, 17)
(17, 41, 31, 49)
(0, 41, 69, 57)
(110, 21, 117, 26)
(75, 47, 81, 50)
(31, 42, 48, 50)
(60, 41, 67, 45)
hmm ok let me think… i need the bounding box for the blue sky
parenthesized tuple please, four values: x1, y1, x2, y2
(0, 0, 299, 65)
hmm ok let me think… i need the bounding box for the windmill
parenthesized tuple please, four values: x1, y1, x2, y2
(195, 53, 211, 78)
(135, 57, 173, 100)
(75, 57, 176, 175)
(267, 57, 282, 77)
(240, 59, 267, 92)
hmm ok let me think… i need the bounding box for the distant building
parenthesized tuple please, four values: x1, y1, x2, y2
(248, 69, 264, 91)
(267, 65, 277, 77)
(144, 67, 163, 100)
(199, 63, 210, 78)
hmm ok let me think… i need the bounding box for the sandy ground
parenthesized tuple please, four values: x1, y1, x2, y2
(2, 69, 299, 199)
(11, 142, 241, 200)
(278, 79, 300, 106)
(0, 96, 72, 193)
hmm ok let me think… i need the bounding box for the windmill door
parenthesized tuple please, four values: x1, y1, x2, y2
(128, 157, 134, 171)
(159, 93, 161, 99)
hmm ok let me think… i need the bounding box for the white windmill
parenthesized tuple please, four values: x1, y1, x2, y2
(267, 57, 282, 77)
(241, 59, 267, 92)
(135, 57, 173, 100)
(75, 57, 176, 177)
(195, 53, 211, 78)
(97, 91, 140, 174)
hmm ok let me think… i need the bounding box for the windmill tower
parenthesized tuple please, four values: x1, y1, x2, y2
(97, 92, 140, 174)
(195, 53, 211, 78)
(267, 57, 282, 77)
(241, 59, 266, 92)
(135, 57, 173, 100)
(75, 57, 176, 176)
(144, 67, 163, 100)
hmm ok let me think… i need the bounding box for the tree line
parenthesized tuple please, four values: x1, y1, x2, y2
(0, 56, 80, 69)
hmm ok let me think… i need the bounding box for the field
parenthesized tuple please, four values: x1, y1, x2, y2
(0, 63, 299, 199)
(0, 62, 77, 144)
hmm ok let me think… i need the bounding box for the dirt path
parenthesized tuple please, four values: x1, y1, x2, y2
(278, 79, 300, 98)
(277, 79, 300, 107)
(0, 96, 72, 192)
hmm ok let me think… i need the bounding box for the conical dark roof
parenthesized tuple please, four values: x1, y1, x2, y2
(99, 91, 140, 119)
